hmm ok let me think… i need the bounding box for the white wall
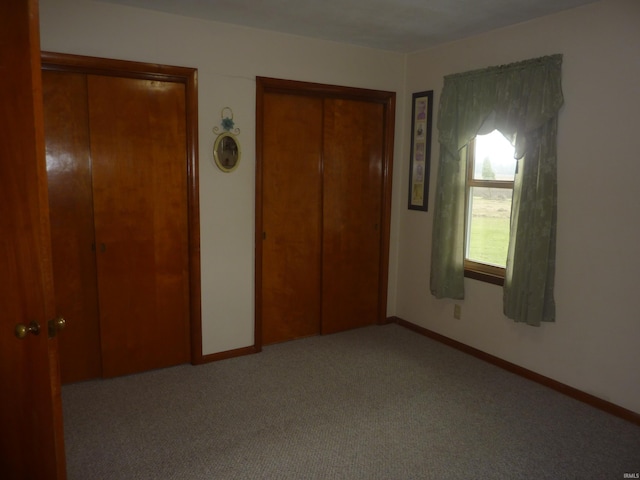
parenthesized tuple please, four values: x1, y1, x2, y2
(400, 0, 640, 414)
(38, 0, 406, 356)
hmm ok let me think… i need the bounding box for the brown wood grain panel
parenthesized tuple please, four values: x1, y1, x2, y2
(321, 99, 385, 334)
(43, 70, 103, 384)
(0, 0, 66, 476)
(88, 75, 190, 377)
(261, 92, 324, 344)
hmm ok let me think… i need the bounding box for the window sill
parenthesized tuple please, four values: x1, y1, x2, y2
(464, 268, 504, 286)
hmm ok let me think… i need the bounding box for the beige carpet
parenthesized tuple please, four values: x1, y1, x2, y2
(62, 324, 640, 479)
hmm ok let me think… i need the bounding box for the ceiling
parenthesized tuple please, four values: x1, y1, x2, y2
(101, 0, 599, 53)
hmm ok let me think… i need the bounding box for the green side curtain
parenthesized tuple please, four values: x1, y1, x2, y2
(429, 54, 563, 326)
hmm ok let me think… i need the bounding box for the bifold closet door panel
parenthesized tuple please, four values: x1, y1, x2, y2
(87, 75, 190, 377)
(321, 98, 384, 334)
(43, 70, 103, 384)
(261, 93, 324, 344)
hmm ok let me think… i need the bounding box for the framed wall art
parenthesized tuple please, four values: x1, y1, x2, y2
(408, 90, 433, 211)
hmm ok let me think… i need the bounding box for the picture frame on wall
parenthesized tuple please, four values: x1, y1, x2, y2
(408, 90, 433, 211)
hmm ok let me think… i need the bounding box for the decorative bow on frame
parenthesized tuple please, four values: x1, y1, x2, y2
(213, 107, 241, 136)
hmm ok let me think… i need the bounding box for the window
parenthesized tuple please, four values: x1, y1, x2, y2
(464, 130, 517, 285)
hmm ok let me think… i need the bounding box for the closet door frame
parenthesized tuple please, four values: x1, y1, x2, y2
(255, 76, 396, 349)
(41, 51, 204, 364)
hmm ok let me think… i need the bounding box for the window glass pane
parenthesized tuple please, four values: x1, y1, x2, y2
(473, 130, 517, 181)
(466, 186, 512, 268)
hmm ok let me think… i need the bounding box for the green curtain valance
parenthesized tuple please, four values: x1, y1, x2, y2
(438, 54, 563, 161)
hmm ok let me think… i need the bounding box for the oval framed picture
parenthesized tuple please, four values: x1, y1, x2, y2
(213, 132, 241, 172)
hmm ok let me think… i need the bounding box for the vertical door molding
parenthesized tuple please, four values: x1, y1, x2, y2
(255, 77, 396, 348)
(40, 52, 204, 364)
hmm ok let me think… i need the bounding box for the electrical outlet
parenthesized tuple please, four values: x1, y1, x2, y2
(453, 304, 462, 319)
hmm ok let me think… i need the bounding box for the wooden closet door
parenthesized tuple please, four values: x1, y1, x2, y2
(43, 70, 102, 384)
(88, 75, 190, 377)
(321, 98, 384, 334)
(261, 92, 324, 344)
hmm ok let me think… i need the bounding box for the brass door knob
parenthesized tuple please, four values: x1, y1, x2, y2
(15, 321, 41, 339)
(48, 316, 66, 338)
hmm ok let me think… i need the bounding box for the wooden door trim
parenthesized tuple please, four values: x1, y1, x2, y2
(40, 52, 204, 364)
(255, 76, 396, 349)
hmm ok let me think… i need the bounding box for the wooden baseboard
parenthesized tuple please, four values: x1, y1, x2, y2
(193, 345, 261, 365)
(388, 316, 640, 427)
